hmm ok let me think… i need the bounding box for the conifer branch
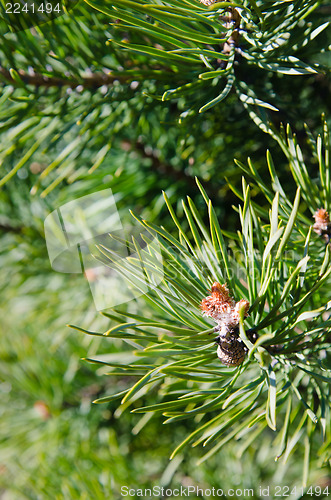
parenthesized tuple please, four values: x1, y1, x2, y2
(0, 67, 132, 89)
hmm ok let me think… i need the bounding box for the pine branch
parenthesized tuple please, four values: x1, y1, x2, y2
(133, 140, 218, 196)
(77, 121, 330, 469)
(0, 67, 133, 89)
(0, 222, 24, 234)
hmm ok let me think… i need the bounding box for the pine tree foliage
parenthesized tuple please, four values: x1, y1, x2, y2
(0, 0, 329, 192)
(74, 121, 331, 481)
(84, 0, 329, 117)
(0, 0, 330, 494)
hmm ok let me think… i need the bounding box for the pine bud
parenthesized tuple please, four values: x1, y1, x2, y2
(216, 334, 246, 367)
(201, 282, 250, 366)
(201, 282, 249, 330)
(313, 208, 331, 243)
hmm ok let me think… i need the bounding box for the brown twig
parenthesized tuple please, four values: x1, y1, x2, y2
(127, 140, 221, 199)
(0, 67, 133, 89)
(133, 140, 198, 191)
(221, 7, 241, 56)
(0, 223, 24, 234)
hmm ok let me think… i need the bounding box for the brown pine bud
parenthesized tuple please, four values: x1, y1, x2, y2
(201, 282, 250, 366)
(216, 335, 246, 367)
(313, 208, 331, 243)
(201, 282, 249, 329)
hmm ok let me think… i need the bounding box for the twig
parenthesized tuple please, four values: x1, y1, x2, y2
(0, 67, 132, 89)
(128, 140, 221, 199)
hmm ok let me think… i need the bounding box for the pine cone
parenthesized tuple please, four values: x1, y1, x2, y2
(216, 334, 246, 367)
